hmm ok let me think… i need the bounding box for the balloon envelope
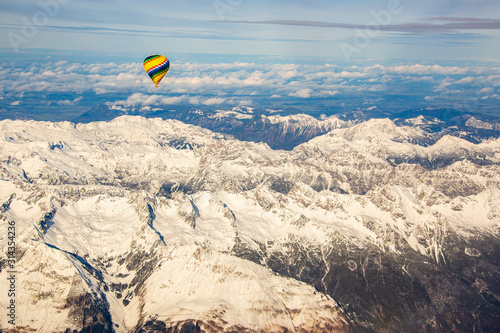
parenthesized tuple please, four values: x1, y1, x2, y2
(143, 55, 170, 87)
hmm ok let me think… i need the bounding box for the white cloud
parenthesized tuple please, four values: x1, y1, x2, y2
(277, 70, 299, 79)
(57, 96, 83, 106)
(118, 93, 149, 106)
(188, 97, 201, 105)
(108, 93, 229, 109)
(318, 90, 340, 97)
(271, 64, 297, 71)
(42, 70, 57, 76)
(400, 76, 434, 82)
(289, 89, 313, 98)
(367, 85, 386, 92)
(202, 97, 226, 105)
(434, 78, 455, 92)
(339, 71, 367, 78)
(109, 93, 189, 107)
(377, 64, 469, 75)
(441, 89, 463, 94)
(456, 77, 476, 84)
(237, 100, 252, 106)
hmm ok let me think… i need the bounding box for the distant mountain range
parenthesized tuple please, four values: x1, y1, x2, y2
(74, 105, 500, 150)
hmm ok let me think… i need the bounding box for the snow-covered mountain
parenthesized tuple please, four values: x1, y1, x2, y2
(76, 106, 350, 150)
(0, 116, 499, 332)
(74, 105, 500, 151)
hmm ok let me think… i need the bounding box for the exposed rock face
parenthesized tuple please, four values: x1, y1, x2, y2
(261, 236, 500, 332)
(0, 116, 499, 332)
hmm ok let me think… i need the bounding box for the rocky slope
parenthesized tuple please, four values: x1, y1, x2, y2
(0, 116, 499, 332)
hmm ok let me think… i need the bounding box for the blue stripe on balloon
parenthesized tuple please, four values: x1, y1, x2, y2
(147, 60, 167, 73)
(148, 61, 169, 77)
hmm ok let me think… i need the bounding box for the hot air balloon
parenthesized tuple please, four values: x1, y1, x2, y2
(143, 55, 170, 88)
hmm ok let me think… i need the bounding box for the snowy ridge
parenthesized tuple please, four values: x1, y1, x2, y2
(0, 116, 499, 332)
(299, 118, 500, 169)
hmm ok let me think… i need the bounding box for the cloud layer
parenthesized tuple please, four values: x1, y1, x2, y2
(1, 58, 499, 114)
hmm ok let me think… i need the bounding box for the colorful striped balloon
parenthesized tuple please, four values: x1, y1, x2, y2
(143, 55, 170, 88)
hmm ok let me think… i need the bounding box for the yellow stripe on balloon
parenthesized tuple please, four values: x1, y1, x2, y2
(144, 56, 167, 72)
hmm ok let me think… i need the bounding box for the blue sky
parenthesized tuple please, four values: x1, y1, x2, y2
(1, 0, 500, 122)
(1, 0, 500, 61)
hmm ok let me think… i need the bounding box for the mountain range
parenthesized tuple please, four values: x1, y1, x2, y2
(75, 105, 500, 150)
(0, 114, 499, 332)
